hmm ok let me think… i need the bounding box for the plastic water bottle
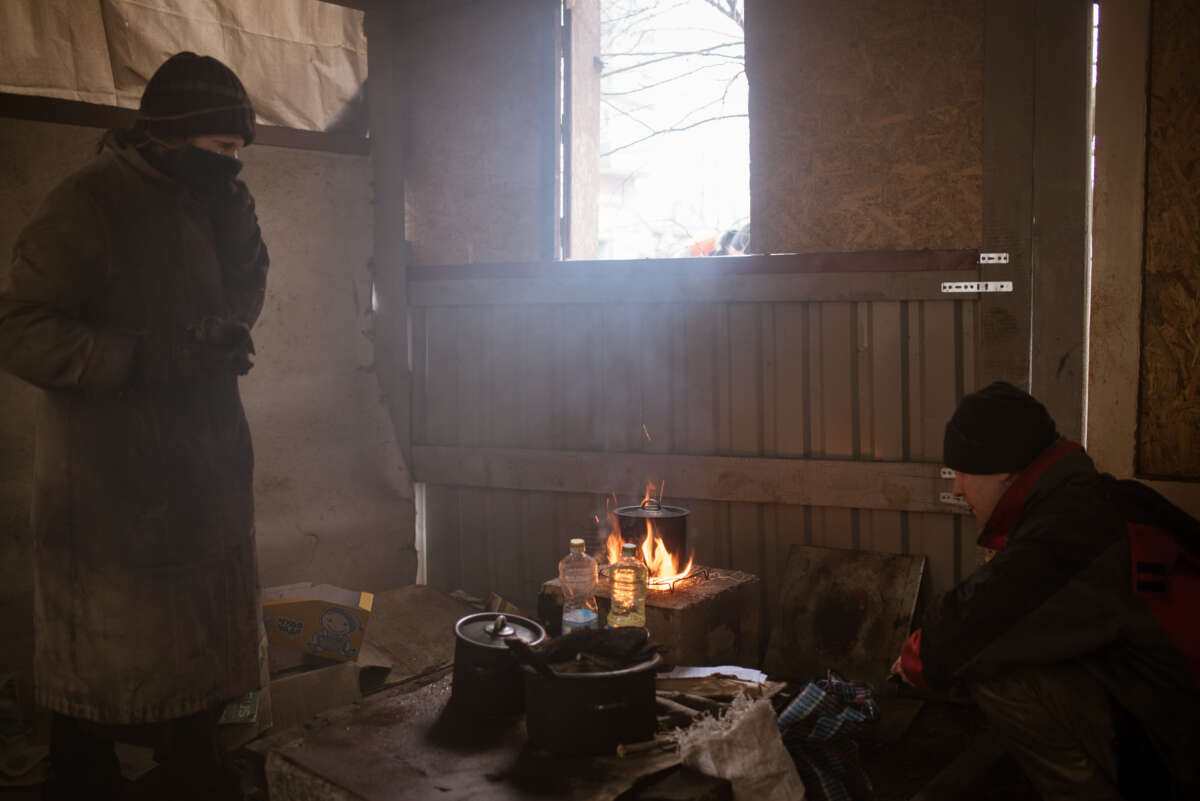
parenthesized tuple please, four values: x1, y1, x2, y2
(559, 538, 599, 633)
(608, 542, 647, 628)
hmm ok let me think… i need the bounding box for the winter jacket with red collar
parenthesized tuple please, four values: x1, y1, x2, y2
(900, 441, 1200, 794)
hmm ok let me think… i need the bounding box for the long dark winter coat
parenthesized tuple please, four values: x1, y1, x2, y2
(900, 441, 1200, 795)
(0, 133, 268, 724)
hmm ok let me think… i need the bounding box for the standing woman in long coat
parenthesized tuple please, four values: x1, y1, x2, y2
(0, 53, 269, 800)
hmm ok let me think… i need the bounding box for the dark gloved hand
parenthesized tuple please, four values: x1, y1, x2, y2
(207, 179, 263, 267)
(186, 316, 255, 376)
(130, 318, 255, 387)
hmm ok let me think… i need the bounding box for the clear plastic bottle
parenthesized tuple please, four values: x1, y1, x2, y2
(607, 542, 647, 628)
(559, 538, 599, 633)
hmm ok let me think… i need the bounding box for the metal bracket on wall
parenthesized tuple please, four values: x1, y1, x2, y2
(978, 252, 1010, 264)
(941, 281, 1013, 293)
(939, 492, 971, 510)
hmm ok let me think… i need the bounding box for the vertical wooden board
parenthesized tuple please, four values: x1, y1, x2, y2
(861, 510, 904, 554)
(520, 491, 558, 610)
(871, 302, 905, 460)
(728, 502, 764, 577)
(455, 307, 487, 448)
(559, 304, 606, 452)
(716, 304, 733, 455)
(520, 306, 558, 450)
(486, 489, 524, 605)
(457, 487, 492, 598)
(728, 304, 764, 456)
(981, 0, 1035, 389)
(773, 303, 808, 457)
(818, 302, 855, 458)
(909, 300, 960, 599)
(1029, 0, 1090, 442)
(761, 306, 778, 458)
(905, 301, 924, 462)
(669, 304, 690, 454)
(410, 305, 428, 446)
(683, 304, 719, 455)
(638, 303, 676, 454)
(685, 499, 721, 569)
(422, 485, 461, 592)
(961, 299, 977, 397)
(727, 304, 764, 575)
(856, 302, 874, 459)
(808, 305, 825, 456)
(424, 306, 460, 446)
(810, 506, 854, 550)
(771, 303, 808, 457)
(484, 305, 524, 448)
(766, 504, 809, 633)
(601, 304, 641, 452)
(919, 302, 960, 458)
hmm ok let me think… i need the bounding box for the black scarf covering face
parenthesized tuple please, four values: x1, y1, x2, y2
(158, 144, 243, 195)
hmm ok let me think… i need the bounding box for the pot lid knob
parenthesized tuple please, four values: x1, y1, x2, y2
(484, 614, 516, 638)
(640, 498, 662, 512)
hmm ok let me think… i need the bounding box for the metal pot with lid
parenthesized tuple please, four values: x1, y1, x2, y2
(451, 612, 546, 715)
(615, 498, 689, 560)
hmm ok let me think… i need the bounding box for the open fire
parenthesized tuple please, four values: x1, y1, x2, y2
(603, 482, 694, 590)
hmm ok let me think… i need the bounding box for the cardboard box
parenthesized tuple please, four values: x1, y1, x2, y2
(262, 583, 373, 664)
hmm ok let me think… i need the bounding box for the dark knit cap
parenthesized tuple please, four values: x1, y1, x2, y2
(137, 52, 256, 145)
(943, 381, 1059, 474)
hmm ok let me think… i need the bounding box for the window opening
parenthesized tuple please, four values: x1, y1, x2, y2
(578, 0, 749, 259)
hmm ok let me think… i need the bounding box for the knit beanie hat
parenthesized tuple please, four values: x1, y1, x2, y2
(136, 52, 256, 145)
(943, 381, 1058, 474)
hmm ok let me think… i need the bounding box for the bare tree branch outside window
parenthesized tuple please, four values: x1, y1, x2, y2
(596, 0, 749, 259)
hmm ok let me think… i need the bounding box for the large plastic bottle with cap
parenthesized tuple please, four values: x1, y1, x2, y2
(559, 538, 599, 633)
(607, 542, 647, 628)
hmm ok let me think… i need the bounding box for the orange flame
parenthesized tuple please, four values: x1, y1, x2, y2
(603, 483, 693, 590)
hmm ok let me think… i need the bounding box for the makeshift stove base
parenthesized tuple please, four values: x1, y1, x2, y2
(538, 568, 761, 668)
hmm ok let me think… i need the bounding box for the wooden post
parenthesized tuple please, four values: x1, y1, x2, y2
(1030, 0, 1092, 442)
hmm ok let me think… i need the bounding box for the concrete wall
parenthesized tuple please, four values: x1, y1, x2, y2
(0, 118, 414, 688)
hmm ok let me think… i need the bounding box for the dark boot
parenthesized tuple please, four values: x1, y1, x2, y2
(153, 708, 244, 801)
(42, 713, 122, 801)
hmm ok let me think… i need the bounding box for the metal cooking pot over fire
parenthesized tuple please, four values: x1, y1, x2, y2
(615, 498, 689, 561)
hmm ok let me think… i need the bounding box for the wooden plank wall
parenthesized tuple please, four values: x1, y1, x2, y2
(413, 284, 979, 620)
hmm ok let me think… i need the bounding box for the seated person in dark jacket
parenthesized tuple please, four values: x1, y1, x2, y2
(890, 381, 1200, 801)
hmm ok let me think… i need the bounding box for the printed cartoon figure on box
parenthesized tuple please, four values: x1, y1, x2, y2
(308, 607, 360, 659)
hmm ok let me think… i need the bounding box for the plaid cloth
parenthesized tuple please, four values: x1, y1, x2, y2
(778, 672, 879, 801)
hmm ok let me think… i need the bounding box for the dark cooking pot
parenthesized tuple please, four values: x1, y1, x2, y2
(452, 612, 546, 716)
(523, 653, 662, 755)
(615, 498, 688, 559)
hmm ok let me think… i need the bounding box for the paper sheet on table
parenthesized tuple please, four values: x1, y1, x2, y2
(661, 665, 769, 683)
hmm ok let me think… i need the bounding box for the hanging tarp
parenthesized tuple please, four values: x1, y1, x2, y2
(0, 0, 366, 132)
(0, 1, 118, 105)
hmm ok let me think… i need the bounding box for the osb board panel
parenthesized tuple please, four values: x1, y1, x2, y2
(746, 0, 983, 253)
(400, 0, 556, 266)
(1137, 0, 1200, 478)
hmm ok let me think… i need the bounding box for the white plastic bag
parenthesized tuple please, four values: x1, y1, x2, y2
(674, 694, 806, 801)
